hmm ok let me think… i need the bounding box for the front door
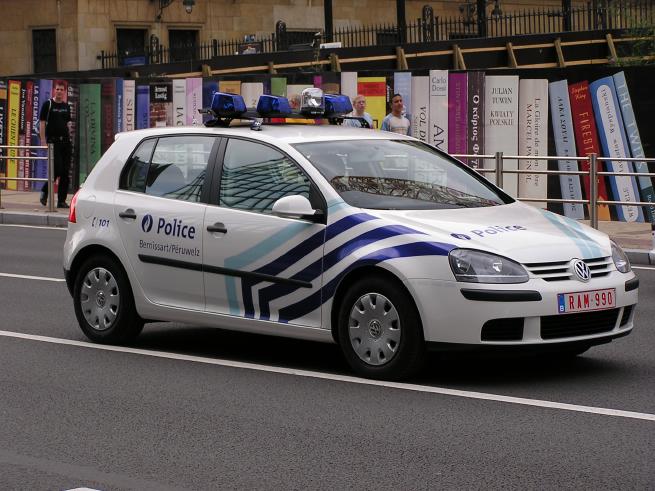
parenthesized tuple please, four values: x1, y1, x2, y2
(203, 137, 326, 327)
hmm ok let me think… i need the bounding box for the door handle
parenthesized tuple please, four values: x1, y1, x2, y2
(119, 209, 137, 219)
(207, 222, 227, 234)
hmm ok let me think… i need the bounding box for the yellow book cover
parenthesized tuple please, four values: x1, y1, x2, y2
(357, 77, 387, 129)
(219, 80, 242, 95)
(7, 80, 20, 190)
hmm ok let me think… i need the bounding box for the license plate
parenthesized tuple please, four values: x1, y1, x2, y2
(557, 288, 616, 314)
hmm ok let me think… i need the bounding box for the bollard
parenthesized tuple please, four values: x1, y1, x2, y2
(495, 151, 503, 189)
(47, 143, 55, 213)
(589, 153, 598, 229)
(650, 223, 655, 265)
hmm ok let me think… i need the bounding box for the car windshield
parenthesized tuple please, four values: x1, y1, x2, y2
(293, 139, 510, 210)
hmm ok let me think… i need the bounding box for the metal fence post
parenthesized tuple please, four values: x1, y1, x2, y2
(495, 151, 504, 188)
(589, 153, 598, 229)
(47, 143, 55, 213)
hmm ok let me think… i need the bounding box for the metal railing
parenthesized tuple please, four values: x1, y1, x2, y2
(97, 0, 655, 68)
(0, 144, 55, 212)
(451, 152, 655, 233)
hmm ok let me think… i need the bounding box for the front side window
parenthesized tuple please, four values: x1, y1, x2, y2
(120, 135, 214, 202)
(219, 139, 311, 214)
(293, 139, 511, 210)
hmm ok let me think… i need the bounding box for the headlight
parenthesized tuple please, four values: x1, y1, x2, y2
(611, 241, 631, 273)
(449, 249, 529, 283)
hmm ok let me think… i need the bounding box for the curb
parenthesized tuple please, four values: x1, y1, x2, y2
(625, 249, 653, 266)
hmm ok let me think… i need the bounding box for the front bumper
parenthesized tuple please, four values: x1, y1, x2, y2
(406, 271, 638, 345)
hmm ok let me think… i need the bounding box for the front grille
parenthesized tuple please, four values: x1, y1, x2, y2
(524, 257, 612, 282)
(481, 318, 524, 341)
(620, 305, 634, 326)
(541, 308, 619, 339)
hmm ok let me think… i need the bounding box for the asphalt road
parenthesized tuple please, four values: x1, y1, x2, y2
(0, 224, 653, 490)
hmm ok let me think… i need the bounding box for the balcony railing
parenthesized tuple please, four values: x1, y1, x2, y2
(98, 0, 655, 69)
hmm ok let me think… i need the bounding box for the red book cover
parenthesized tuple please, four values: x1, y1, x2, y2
(101, 80, 115, 154)
(24, 81, 33, 191)
(568, 81, 611, 221)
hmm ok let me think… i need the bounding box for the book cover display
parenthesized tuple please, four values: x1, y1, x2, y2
(7, 80, 20, 190)
(411, 76, 429, 143)
(0, 81, 7, 188)
(518, 79, 549, 208)
(357, 77, 386, 129)
(185, 78, 202, 126)
(393, 72, 412, 127)
(613, 71, 655, 223)
(448, 72, 468, 157)
(149, 82, 173, 127)
(549, 80, 585, 219)
(589, 76, 643, 222)
(467, 71, 485, 170)
(79, 84, 101, 183)
(136, 84, 150, 129)
(568, 80, 611, 221)
(428, 70, 448, 152)
(122, 80, 135, 132)
(485, 75, 519, 195)
(172, 79, 186, 127)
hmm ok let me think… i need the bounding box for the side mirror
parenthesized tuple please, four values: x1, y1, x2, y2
(271, 195, 322, 221)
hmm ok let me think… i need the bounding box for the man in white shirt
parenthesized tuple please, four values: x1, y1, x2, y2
(344, 94, 373, 128)
(380, 93, 411, 136)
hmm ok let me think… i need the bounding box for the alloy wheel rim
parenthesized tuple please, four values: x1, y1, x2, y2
(80, 267, 120, 331)
(348, 292, 401, 366)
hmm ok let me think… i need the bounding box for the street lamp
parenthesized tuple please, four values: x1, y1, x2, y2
(153, 0, 195, 21)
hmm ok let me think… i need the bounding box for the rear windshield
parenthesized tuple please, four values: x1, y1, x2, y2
(293, 139, 511, 210)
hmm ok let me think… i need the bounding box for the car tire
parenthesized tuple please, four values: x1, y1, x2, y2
(73, 255, 143, 344)
(337, 276, 426, 380)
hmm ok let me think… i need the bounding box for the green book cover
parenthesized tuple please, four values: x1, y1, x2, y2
(79, 84, 101, 183)
(270, 78, 287, 97)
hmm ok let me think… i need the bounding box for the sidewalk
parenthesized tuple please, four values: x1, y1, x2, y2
(1, 190, 653, 264)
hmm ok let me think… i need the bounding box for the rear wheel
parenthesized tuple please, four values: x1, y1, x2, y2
(73, 255, 143, 344)
(337, 277, 426, 380)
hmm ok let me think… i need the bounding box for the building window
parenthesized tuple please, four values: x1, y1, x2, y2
(169, 29, 199, 62)
(33, 29, 57, 73)
(117, 28, 148, 66)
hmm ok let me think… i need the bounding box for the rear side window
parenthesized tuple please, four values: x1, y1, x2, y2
(120, 136, 215, 202)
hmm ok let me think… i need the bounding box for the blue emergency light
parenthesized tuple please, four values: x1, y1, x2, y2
(210, 92, 247, 117)
(256, 95, 291, 117)
(324, 94, 353, 116)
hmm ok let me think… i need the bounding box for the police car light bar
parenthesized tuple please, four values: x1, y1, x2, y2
(300, 88, 325, 116)
(256, 95, 291, 117)
(210, 92, 247, 117)
(324, 94, 352, 117)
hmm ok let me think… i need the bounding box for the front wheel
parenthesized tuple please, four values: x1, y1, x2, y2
(73, 255, 143, 344)
(337, 277, 426, 380)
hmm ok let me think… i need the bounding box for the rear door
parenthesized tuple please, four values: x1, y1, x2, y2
(114, 134, 219, 310)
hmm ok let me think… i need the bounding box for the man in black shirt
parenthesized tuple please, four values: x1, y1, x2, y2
(39, 81, 72, 208)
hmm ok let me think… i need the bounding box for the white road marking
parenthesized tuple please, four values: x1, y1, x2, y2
(633, 265, 655, 271)
(0, 223, 66, 231)
(0, 272, 65, 282)
(1, 330, 654, 423)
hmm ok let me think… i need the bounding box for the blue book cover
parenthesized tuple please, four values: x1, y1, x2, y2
(34, 79, 52, 189)
(202, 79, 218, 124)
(30, 80, 41, 190)
(589, 76, 643, 222)
(393, 72, 412, 130)
(136, 85, 150, 129)
(613, 71, 655, 223)
(548, 80, 584, 219)
(114, 79, 123, 134)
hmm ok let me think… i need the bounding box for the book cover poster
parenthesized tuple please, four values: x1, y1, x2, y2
(0, 81, 7, 188)
(79, 84, 101, 183)
(101, 80, 115, 154)
(448, 72, 468, 157)
(67, 82, 80, 190)
(186, 77, 202, 126)
(114, 79, 123, 133)
(219, 80, 241, 95)
(172, 79, 186, 127)
(241, 82, 264, 109)
(340, 72, 358, 105)
(518, 79, 549, 208)
(393, 72, 412, 126)
(30, 81, 41, 190)
(613, 71, 655, 223)
(123, 80, 135, 132)
(202, 79, 218, 124)
(357, 77, 386, 129)
(549, 80, 585, 219)
(428, 70, 448, 152)
(270, 78, 287, 97)
(7, 80, 20, 190)
(150, 82, 173, 127)
(136, 85, 150, 129)
(568, 81, 611, 221)
(411, 76, 429, 143)
(467, 71, 485, 170)
(589, 76, 643, 222)
(484, 75, 519, 195)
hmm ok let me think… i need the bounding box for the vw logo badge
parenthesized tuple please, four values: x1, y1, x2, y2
(141, 214, 153, 233)
(572, 259, 591, 282)
(451, 233, 471, 240)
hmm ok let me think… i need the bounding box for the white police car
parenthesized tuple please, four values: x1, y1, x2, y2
(63, 90, 638, 380)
